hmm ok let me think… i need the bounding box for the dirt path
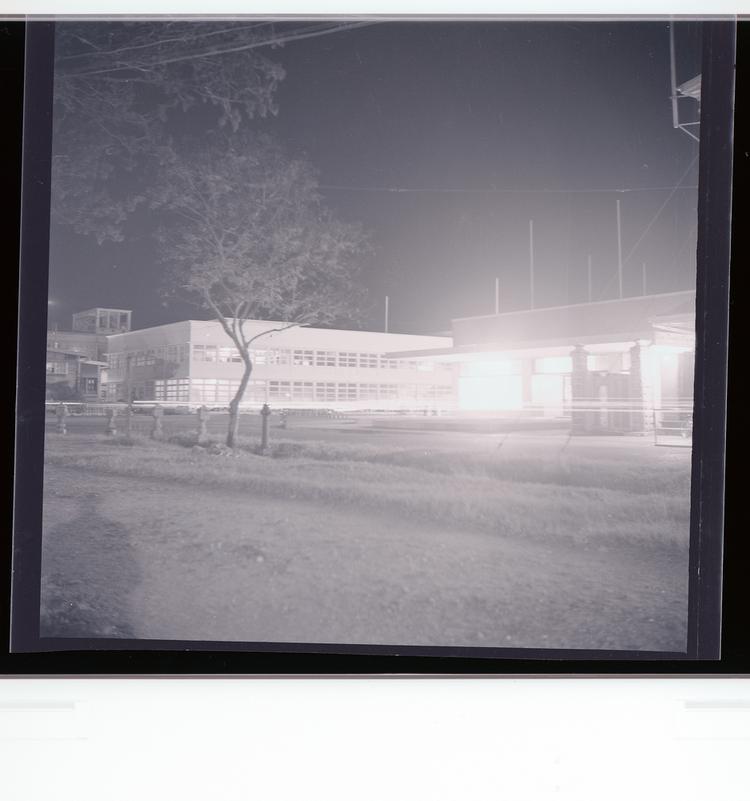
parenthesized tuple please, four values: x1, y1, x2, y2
(42, 466, 689, 652)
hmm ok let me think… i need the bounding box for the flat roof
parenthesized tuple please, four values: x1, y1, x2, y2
(108, 317, 450, 344)
(47, 348, 87, 357)
(74, 308, 132, 314)
(451, 290, 694, 345)
(387, 290, 695, 359)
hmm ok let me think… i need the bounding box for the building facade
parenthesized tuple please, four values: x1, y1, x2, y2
(46, 307, 131, 401)
(387, 290, 696, 434)
(104, 319, 456, 411)
(50, 294, 696, 433)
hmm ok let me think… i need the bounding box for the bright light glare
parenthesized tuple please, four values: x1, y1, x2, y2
(651, 344, 694, 354)
(458, 375, 523, 411)
(461, 360, 517, 377)
(534, 356, 572, 374)
(531, 374, 565, 410)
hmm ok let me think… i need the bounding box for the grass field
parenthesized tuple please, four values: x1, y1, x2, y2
(40, 421, 692, 651)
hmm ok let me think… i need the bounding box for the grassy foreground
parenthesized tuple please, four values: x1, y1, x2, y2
(44, 432, 691, 548)
(40, 432, 691, 648)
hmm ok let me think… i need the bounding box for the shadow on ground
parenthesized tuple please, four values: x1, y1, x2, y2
(41, 491, 141, 638)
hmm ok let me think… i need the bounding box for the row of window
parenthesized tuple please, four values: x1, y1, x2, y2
(192, 344, 447, 372)
(108, 344, 449, 373)
(460, 353, 631, 378)
(46, 361, 69, 375)
(108, 345, 190, 371)
(148, 378, 454, 405)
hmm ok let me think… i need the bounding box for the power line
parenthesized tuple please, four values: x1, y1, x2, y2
(63, 22, 376, 78)
(621, 155, 699, 266)
(318, 183, 698, 195)
(595, 154, 698, 300)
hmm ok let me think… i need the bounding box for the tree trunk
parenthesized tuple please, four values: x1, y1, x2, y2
(226, 354, 253, 449)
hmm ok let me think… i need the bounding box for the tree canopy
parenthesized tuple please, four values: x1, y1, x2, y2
(51, 20, 371, 242)
(155, 130, 369, 445)
(158, 130, 368, 329)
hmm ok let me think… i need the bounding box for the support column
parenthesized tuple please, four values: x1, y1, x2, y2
(570, 346, 589, 435)
(521, 358, 534, 412)
(628, 343, 649, 434)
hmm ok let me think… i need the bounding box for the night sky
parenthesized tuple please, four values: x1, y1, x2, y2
(47, 20, 702, 335)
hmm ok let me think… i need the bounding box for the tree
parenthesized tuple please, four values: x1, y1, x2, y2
(51, 20, 372, 242)
(156, 131, 369, 448)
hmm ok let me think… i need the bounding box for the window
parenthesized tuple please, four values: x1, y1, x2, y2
(339, 383, 358, 400)
(269, 381, 292, 400)
(155, 379, 190, 402)
(292, 349, 314, 366)
(338, 352, 358, 368)
(534, 357, 573, 375)
(291, 382, 314, 401)
(46, 360, 67, 375)
(359, 354, 379, 369)
(266, 349, 290, 365)
(315, 350, 337, 367)
(219, 347, 243, 363)
(587, 353, 629, 373)
(315, 383, 337, 402)
(192, 344, 218, 362)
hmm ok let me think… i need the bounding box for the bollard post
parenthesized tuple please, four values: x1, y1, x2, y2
(197, 405, 211, 444)
(151, 405, 164, 440)
(105, 407, 118, 436)
(55, 402, 68, 434)
(124, 404, 134, 438)
(260, 403, 271, 452)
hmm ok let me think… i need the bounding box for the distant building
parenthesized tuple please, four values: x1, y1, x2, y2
(47, 307, 133, 361)
(387, 290, 695, 435)
(46, 307, 132, 401)
(103, 319, 455, 411)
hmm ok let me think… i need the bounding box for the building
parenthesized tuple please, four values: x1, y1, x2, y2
(45, 349, 108, 402)
(46, 307, 131, 401)
(50, 293, 696, 435)
(104, 319, 456, 411)
(386, 290, 696, 435)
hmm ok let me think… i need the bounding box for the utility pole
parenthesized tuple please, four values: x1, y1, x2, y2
(587, 254, 593, 303)
(494, 277, 500, 315)
(529, 219, 535, 310)
(642, 262, 647, 296)
(616, 198, 623, 299)
(384, 295, 389, 333)
(669, 21, 680, 129)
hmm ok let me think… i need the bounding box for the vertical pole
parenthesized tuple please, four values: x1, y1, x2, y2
(669, 20, 680, 129)
(587, 254, 593, 303)
(529, 219, 535, 310)
(494, 277, 500, 315)
(616, 198, 623, 299)
(642, 262, 647, 295)
(260, 403, 271, 451)
(384, 295, 389, 333)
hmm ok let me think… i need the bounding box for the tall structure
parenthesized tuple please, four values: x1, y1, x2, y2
(104, 319, 455, 411)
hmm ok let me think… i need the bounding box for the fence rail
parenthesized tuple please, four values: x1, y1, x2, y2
(653, 405, 693, 447)
(45, 400, 695, 447)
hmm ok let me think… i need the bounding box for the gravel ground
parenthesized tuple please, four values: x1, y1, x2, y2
(41, 461, 689, 652)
